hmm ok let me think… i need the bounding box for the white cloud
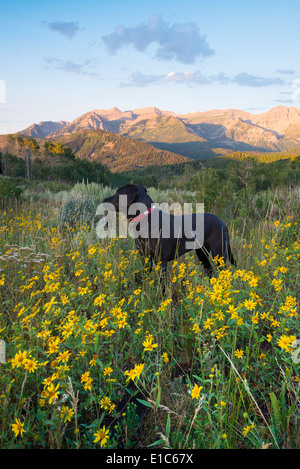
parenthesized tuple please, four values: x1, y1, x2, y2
(103, 14, 214, 64)
(122, 70, 286, 88)
(121, 70, 229, 87)
(43, 21, 80, 39)
(276, 69, 295, 75)
(233, 72, 284, 87)
(43, 57, 99, 78)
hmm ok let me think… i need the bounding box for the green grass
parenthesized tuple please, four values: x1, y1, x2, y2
(0, 182, 299, 449)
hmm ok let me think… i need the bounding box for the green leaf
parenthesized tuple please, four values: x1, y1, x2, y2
(156, 386, 161, 409)
(136, 398, 153, 408)
(147, 439, 165, 447)
(166, 413, 171, 438)
(269, 392, 281, 424)
(192, 375, 203, 382)
(44, 419, 55, 425)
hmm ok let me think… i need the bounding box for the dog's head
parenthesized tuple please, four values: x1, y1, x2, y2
(102, 184, 152, 217)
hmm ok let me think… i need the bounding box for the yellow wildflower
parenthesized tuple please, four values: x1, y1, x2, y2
(191, 383, 203, 399)
(94, 425, 109, 447)
(100, 397, 112, 410)
(277, 334, 296, 353)
(143, 336, 158, 352)
(244, 299, 256, 311)
(47, 382, 60, 404)
(11, 350, 28, 369)
(235, 349, 244, 359)
(11, 418, 26, 438)
(104, 366, 113, 376)
(24, 357, 39, 373)
(60, 406, 74, 423)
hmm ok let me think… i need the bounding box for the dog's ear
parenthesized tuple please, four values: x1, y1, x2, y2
(126, 185, 139, 205)
(117, 184, 139, 206)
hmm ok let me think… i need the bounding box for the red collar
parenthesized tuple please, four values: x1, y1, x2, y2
(128, 206, 156, 224)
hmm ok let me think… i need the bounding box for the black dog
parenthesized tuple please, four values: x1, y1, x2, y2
(102, 184, 235, 277)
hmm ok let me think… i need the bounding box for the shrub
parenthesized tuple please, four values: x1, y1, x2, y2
(59, 192, 96, 228)
(0, 177, 23, 201)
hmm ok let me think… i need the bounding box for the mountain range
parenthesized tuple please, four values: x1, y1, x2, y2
(0, 128, 189, 173)
(19, 105, 300, 159)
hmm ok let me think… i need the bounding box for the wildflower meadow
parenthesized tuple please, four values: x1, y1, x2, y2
(0, 182, 299, 449)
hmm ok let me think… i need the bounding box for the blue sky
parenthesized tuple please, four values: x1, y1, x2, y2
(1, 0, 299, 134)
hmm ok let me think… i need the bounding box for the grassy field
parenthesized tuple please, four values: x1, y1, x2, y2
(0, 182, 299, 449)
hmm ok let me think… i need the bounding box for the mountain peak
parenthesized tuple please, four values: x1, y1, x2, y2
(109, 106, 121, 113)
(19, 120, 68, 138)
(91, 107, 134, 120)
(133, 106, 162, 115)
(16, 104, 300, 155)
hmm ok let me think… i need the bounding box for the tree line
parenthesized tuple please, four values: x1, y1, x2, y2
(0, 135, 123, 186)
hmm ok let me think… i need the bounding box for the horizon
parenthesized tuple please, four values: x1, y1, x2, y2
(10, 103, 300, 134)
(1, 0, 300, 134)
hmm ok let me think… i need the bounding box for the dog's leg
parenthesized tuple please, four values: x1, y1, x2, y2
(195, 248, 213, 278)
(211, 235, 229, 270)
(159, 260, 168, 294)
(133, 253, 153, 284)
(161, 260, 168, 276)
(144, 255, 153, 275)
